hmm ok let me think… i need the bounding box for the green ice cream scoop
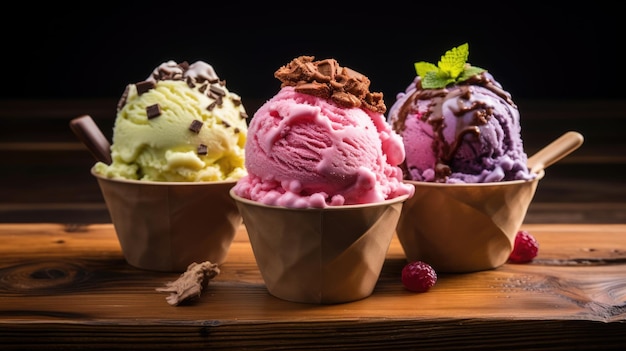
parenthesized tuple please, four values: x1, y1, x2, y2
(95, 60, 248, 182)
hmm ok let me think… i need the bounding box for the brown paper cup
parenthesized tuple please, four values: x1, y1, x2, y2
(92, 168, 242, 272)
(396, 170, 544, 273)
(231, 190, 409, 304)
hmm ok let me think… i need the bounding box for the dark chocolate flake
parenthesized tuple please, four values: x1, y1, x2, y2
(240, 111, 248, 119)
(146, 104, 162, 119)
(186, 77, 195, 88)
(207, 102, 217, 111)
(209, 85, 226, 97)
(136, 81, 156, 95)
(189, 120, 203, 133)
(197, 144, 208, 155)
(117, 85, 130, 111)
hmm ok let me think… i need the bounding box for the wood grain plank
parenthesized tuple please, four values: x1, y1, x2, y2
(0, 224, 625, 350)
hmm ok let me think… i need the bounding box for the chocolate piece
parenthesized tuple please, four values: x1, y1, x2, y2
(189, 120, 203, 133)
(155, 261, 220, 306)
(209, 85, 226, 97)
(117, 85, 130, 111)
(146, 104, 161, 119)
(274, 56, 386, 113)
(186, 76, 195, 88)
(197, 144, 208, 155)
(240, 111, 248, 119)
(136, 80, 156, 95)
(178, 61, 190, 71)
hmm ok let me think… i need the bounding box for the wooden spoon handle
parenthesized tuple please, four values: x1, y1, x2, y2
(69, 115, 112, 165)
(527, 131, 584, 174)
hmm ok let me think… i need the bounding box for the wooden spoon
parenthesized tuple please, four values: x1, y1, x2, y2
(527, 131, 584, 174)
(69, 115, 112, 165)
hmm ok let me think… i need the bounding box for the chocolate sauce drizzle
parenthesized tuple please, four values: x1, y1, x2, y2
(393, 72, 517, 182)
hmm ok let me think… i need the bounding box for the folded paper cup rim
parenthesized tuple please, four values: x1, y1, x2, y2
(91, 166, 238, 186)
(403, 169, 545, 187)
(229, 190, 410, 211)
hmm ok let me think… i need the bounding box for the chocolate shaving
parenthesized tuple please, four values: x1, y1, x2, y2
(179, 61, 190, 71)
(136, 81, 155, 95)
(189, 120, 203, 133)
(146, 104, 161, 119)
(185, 76, 195, 88)
(274, 56, 386, 113)
(135, 60, 249, 123)
(209, 85, 226, 97)
(117, 85, 130, 111)
(240, 111, 248, 120)
(197, 144, 208, 155)
(156, 261, 220, 306)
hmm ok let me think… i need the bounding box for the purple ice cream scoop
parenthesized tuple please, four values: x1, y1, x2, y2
(388, 72, 535, 184)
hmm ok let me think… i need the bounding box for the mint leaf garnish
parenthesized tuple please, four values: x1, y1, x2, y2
(413, 43, 486, 89)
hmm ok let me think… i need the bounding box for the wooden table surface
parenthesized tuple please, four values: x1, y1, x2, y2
(1, 222, 625, 350)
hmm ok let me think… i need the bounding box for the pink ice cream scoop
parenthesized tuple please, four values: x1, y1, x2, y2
(388, 72, 535, 184)
(232, 56, 414, 208)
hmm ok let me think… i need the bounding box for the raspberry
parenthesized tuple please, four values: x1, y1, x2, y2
(401, 261, 437, 292)
(508, 230, 539, 263)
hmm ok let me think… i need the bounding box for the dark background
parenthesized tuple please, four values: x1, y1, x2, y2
(2, 3, 621, 104)
(1, 2, 625, 224)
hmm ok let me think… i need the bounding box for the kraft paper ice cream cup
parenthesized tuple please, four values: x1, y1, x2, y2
(395, 170, 544, 273)
(230, 190, 409, 304)
(93, 167, 242, 272)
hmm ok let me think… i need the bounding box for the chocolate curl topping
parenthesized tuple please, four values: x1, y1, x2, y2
(274, 56, 386, 114)
(146, 60, 219, 84)
(118, 60, 246, 114)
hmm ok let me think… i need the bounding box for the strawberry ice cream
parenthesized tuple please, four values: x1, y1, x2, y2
(232, 56, 414, 208)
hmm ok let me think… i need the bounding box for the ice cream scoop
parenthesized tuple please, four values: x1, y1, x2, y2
(94, 60, 248, 182)
(233, 56, 413, 208)
(388, 43, 533, 184)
